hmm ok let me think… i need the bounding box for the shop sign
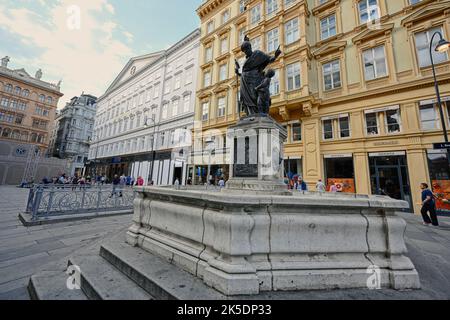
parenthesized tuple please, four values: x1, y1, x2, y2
(369, 151, 405, 157)
(433, 143, 450, 150)
(324, 154, 353, 159)
(420, 96, 450, 106)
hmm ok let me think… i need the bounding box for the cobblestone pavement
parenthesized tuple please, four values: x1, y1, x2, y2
(0, 185, 449, 300)
(0, 186, 130, 300)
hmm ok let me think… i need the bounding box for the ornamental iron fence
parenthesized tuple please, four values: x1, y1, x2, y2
(25, 184, 135, 221)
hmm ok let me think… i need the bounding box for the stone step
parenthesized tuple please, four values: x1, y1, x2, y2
(99, 239, 226, 300)
(28, 271, 88, 300)
(68, 255, 153, 300)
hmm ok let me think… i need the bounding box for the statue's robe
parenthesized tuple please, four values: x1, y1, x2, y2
(240, 50, 272, 114)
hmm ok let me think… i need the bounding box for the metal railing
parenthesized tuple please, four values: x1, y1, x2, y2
(25, 184, 136, 221)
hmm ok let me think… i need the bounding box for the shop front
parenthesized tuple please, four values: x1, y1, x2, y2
(284, 157, 302, 189)
(324, 154, 355, 193)
(369, 151, 412, 210)
(427, 149, 450, 215)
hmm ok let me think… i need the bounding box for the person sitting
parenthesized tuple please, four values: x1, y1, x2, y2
(295, 177, 308, 191)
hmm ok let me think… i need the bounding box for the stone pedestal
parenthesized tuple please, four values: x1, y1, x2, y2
(225, 115, 290, 195)
(126, 188, 420, 296)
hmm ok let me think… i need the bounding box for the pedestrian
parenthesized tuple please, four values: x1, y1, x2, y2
(174, 178, 180, 189)
(218, 177, 225, 188)
(187, 177, 192, 186)
(420, 183, 439, 227)
(329, 184, 338, 193)
(295, 177, 308, 191)
(126, 175, 132, 186)
(136, 176, 144, 186)
(110, 174, 122, 198)
(316, 179, 326, 193)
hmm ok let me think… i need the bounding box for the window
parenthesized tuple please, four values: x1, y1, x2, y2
(266, 0, 278, 16)
(22, 90, 29, 97)
(285, 0, 297, 7)
(0, 112, 14, 123)
(292, 123, 301, 142)
(174, 75, 181, 90)
(365, 112, 379, 135)
(250, 36, 262, 51)
(183, 95, 191, 113)
(285, 18, 299, 45)
(162, 103, 168, 120)
(222, 10, 230, 24)
(323, 119, 333, 140)
(320, 14, 336, 40)
(385, 108, 401, 134)
(239, 27, 247, 44)
(220, 38, 228, 54)
(15, 114, 24, 125)
(15, 87, 21, 95)
(154, 84, 159, 98)
(286, 62, 301, 91)
(202, 102, 209, 121)
(205, 46, 213, 62)
(250, 4, 261, 26)
(4, 84, 13, 93)
(185, 68, 193, 85)
(266, 28, 279, 52)
(339, 116, 350, 138)
(240, 0, 246, 13)
(419, 104, 438, 130)
(203, 71, 211, 87)
(358, 0, 379, 24)
(1, 98, 9, 107)
(172, 100, 179, 117)
(217, 97, 226, 117)
(323, 60, 341, 90)
(415, 27, 448, 68)
(47, 96, 53, 105)
(409, 0, 422, 4)
(39, 94, 45, 103)
(219, 64, 227, 81)
(363, 45, 387, 80)
(164, 79, 171, 94)
(269, 69, 280, 96)
(207, 20, 214, 34)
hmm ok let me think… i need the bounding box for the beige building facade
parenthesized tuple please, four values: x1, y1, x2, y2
(192, 0, 450, 214)
(0, 56, 63, 152)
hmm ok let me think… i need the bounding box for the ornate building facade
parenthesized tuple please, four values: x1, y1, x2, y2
(88, 29, 200, 185)
(192, 0, 450, 214)
(49, 94, 97, 176)
(0, 56, 63, 152)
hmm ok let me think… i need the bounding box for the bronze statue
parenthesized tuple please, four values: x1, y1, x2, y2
(235, 36, 281, 117)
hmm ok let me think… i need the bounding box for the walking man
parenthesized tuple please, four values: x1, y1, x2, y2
(420, 183, 439, 227)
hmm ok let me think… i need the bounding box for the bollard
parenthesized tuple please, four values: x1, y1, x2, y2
(32, 186, 44, 221)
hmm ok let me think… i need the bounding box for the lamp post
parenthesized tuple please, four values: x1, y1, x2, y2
(205, 138, 214, 186)
(144, 116, 157, 185)
(429, 31, 450, 179)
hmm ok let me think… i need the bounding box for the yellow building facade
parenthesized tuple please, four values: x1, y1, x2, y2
(192, 0, 450, 214)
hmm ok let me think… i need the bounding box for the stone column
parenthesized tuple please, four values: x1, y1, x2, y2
(302, 116, 322, 189)
(407, 149, 430, 215)
(354, 152, 371, 195)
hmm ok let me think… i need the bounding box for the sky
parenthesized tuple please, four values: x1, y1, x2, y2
(0, 0, 202, 108)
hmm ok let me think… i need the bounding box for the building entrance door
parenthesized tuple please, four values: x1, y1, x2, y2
(369, 154, 412, 210)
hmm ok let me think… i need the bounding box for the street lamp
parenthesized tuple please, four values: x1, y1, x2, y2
(429, 31, 450, 186)
(144, 116, 157, 185)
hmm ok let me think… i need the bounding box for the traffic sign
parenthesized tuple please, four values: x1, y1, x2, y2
(433, 143, 450, 150)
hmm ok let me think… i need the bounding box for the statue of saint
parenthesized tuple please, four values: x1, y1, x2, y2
(35, 69, 43, 80)
(235, 36, 281, 117)
(1, 56, 10, 68)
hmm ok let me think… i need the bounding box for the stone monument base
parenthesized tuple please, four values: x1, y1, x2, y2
(126, 187, 420, 296)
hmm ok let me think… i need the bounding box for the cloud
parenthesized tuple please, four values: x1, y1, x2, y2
(0, 0, 135, 107)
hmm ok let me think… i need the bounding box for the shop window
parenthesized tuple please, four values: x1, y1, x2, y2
(284, 158, 303, 185)
(427, 151, 450, 213)
(365, 112, 379, 135)
(324, 156, 355, 193)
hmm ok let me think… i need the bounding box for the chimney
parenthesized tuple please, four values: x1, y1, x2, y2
(1, 56, 10, 68)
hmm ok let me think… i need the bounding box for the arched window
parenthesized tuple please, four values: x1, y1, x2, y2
(47, 96, 53, 104)
(11, 130, 20, 140)
(39, 94, 45, 103)
(22, 89, 30, 97)
(30, 133, 38, 142)
(2, 128, 11, 137)
(21, 132, 29, 141)
(5, 84, 13, 92)
(15, 87, 21, 95)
